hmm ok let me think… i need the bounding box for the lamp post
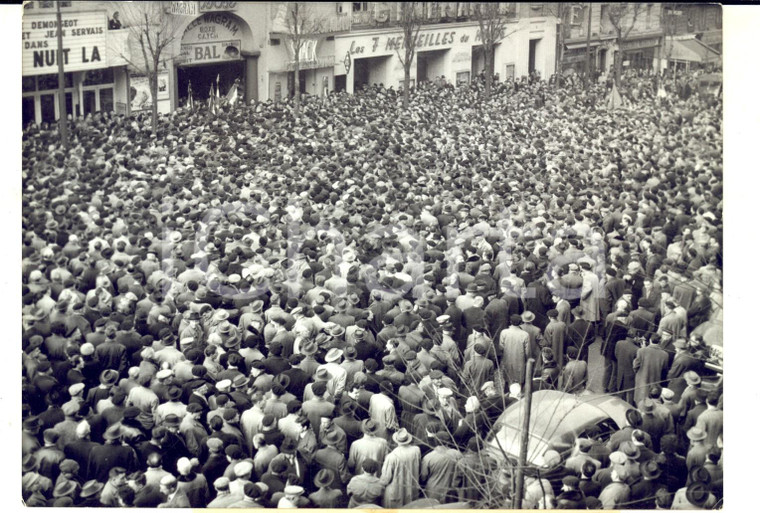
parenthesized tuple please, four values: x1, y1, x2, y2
(56, 0, 69, 148)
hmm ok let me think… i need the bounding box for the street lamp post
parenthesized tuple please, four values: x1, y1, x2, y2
(56, 1, 69, 149)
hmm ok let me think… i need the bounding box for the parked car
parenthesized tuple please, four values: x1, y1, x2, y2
(486, 391, 633, 491)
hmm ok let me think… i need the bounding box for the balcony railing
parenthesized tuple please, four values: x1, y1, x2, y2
(348, 2, 520, 31)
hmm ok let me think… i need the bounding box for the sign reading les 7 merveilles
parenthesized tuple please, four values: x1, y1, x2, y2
(22, 11, 107, 76)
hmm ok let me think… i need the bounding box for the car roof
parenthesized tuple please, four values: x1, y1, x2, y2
(488, 391, 631, 467)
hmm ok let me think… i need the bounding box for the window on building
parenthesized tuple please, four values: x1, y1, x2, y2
(336, 3, 344, 14)
(570, 5, 584, 26)
(37, 0, 71, 6)
(40, 94, 56, 123)
(83, 68, 114, 86)
(100, 88, 114, 113)
(456, 71, 470, 86)
(22, 76, 36, 93)
(501, 3, 518, 18)
(646, 4, 652, 29)
(22, 97, 35, 127)
(352, 2, 368, 12)
(600, 5, 610, 34)
(505, 63, 515, 80)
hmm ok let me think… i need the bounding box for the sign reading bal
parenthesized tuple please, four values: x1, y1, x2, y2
(180, 12, 244, 65)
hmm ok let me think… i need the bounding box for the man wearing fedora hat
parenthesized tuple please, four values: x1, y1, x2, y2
(319, 347, 348, 397)
(499, 314, 530, 387)
(520, 310, 544, 362)
(671, 473, 718, 510)
(309, 468, 346, 507)
(348, 419, 390, 475)
(86, 425, 139, 482)
(313, 429, 351, 488)
(686, 427, 711, 471)
(420, 430, 461, 503)
(379, 428, 420, 507)
(76, 479, 105, 507)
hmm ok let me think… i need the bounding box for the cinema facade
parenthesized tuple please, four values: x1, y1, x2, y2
(21, 1, 557, 126)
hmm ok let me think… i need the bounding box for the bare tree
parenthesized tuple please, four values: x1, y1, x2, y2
(473, 3, 516, 98)
(114, 2, 184, 133)
(283, 2, 324, 118)
(660, 3, 680, 84)
(607, 2, 642, 86)
(545, 2, 573, 88)
(395, 2, 423, 109)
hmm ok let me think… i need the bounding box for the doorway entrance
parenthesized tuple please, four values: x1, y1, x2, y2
(529, 39, 540, 75)
(335, 74, 346, 92)
(177, 60, 245, 106)
(353, 55, 390, 92)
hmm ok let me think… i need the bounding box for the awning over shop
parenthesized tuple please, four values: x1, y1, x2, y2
(664, 38, 721, 64)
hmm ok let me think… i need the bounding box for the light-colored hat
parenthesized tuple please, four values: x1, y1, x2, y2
(68, 383, 85, 396)
(177, 457, 193, 476)
(234, 460, 253, 477)
(687, 427, 707, 442)
(324, 348, 343, 363)
(284, 485, 305, 496)
(392, 428, 413, 445)
(465, 396, 480, 413)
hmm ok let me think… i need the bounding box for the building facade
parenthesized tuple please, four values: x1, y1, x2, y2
(21, 1, 559, 126)
(21, 1, 131, 126)
(557, 3, 664, 78)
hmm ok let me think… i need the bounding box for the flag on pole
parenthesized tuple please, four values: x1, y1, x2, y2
(226, 79, 239, 106)
(188, 82, 194, 110)
(607, 82, 623, 110)
(208, 84, 217, 115)
(216, 74, 221, 98)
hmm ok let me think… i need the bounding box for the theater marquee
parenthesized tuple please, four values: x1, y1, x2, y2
(22, 11, 108, 76)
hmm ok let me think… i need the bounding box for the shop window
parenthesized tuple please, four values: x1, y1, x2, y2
(505, 63, 515, 80)
(37, 0, 69, 7)
(22, 97, 35, 127)
(100, 89, 114, 112)
(40, 94, 56, 123)
(65, 92, 74, 117)
(37, 73, 73, 91)
(83, 90, 97, 116)
(83, 68, 114, 86)
(22, 76, 36, 93)
(38, 74, 58, 91)
(270, 38, 281, 46)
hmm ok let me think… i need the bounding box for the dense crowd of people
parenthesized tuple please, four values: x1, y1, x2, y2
(21, 68, 722, 508)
